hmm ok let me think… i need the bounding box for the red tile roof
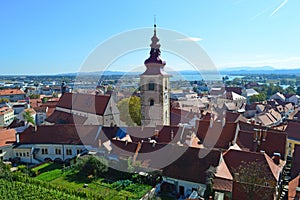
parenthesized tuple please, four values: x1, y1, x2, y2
(291, 144, 300, 179)
(162, 147, 221, 184)
(232, 181, 275, 200)
(0, 89, 25, 95)
(41, 100, 58, 117)
(236, 129, 287, 160)
(213, 178, 233, 192)
(223, 149, 282, 182)
(0, 129, 16, 147)
(45, 110, 87, 124)
(225, 87, 242, 95)
(19, 125, 116, 146)
(288, 175, 300, 199)
(57, 93, 111, 115)
(29, 99, 42, 108)
(226, 112, 244, 123)
(196, 120, 237, 149)
(170, 108, 193, 125)
(286, 121, 300, 141)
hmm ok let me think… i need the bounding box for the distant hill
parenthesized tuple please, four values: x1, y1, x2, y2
(56, 67, 300, 77)
(220, 66, 275, 72)
(219, 66, 300, 75)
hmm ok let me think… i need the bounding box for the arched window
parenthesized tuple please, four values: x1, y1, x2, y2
(148, 82, 155, 90)
(150, 99, 154, 106)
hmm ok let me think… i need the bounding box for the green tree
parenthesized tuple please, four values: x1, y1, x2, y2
(249, 93, 266, 103)
(233, 161, 276, 200)
(28, 94, 40, 99)
(74, 156, 108, 177)
(52, 93, 58, 98)
(117, 96, 141, 126)
(0, 161, 12, 180)
(42, 97, 49, 103)
(285, 86, 296, 95)
(204, 166, 216, 199)
(232, 78, 241, 86)
(0, 98, 9, 103)
(297, 86, 300, 95)
(23, 110, 35, 126)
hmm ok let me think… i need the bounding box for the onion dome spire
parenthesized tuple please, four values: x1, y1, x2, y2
(144, 22, 166, 67)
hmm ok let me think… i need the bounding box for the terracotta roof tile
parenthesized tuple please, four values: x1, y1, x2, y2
(0, 129, 16, 147)
(45, 110, 87, 124)
(225, 87, 242, 95)
(288, 175, 300, 199)
(0, 89, 25, 95)
(162, 147, 221, 184)
(196, 120, 237, 149)
(223, 149, 282, 181)
(19, 125, 116, 146)
(291, 144, 300, 179)
(236, 129, 286, 160)
(213, 178, 233, 192)
(286, 121, 300, 141)
(57, 93, 111, 115)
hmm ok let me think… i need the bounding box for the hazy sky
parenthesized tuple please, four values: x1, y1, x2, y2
(1, 0, 299, 74)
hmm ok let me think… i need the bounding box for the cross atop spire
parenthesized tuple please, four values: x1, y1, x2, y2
(150, 17, 160, 50)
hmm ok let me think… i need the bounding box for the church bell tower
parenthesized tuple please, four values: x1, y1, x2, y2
(140, 23, 170, 127)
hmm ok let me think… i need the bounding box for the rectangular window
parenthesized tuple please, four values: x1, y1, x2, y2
(41, 148, 48, 155)
(0, 150, 2, 154)
(66, 149, 72, 155)
(148, 83, 155, 90)
(77, 149, 82, 155)
(55, 148, 61, 155)
(26, 152, 29, 157)
(289, 143, 292, 148)
(16, 152, 19, 157)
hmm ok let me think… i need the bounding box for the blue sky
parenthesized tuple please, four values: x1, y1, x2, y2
(0, 0, 299, 74)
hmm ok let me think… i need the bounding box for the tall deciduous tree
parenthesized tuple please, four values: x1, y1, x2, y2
(117, 96, 141, 126)
(249, 93, 266, 103)
(0, 98, 9, 103)
(74, 156, 108, 177)
(233, 161, 276, 200)
(285, 86, 296, 95)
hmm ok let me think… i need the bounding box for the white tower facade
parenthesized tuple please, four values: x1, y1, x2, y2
(140, 24, 170, 127)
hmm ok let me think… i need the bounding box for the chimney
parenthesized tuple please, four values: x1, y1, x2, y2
(222, 116, 226, 128)
(16, 133, 20, 143)
(210, 116, 214, 128)
(154, 129, 159, 138)
(273, 152, 281, 165)
(170, 129, 174, 140)
(253, 130, 258, 142)
(152, 142, 156, 148)
(258, 129, 262, 142)
(262, 129, 267, 141)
